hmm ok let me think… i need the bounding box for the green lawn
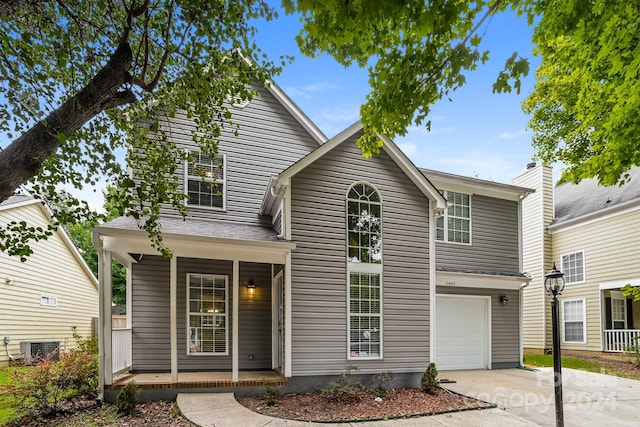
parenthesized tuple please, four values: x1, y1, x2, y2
(0, 367, 26, 424)
(524, 354, 603, 372)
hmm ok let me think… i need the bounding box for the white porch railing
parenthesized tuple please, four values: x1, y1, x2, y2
(112, 328, 132, 374)
(603, 329, 640, 352)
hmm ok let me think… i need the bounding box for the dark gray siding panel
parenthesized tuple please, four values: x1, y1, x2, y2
(132, 256, 273, 372)
(290, 133, 431, 376)
(131, 256, 171, 372)
(437, 286, 520, 367)
(436, 196, 520, 274)
(139, 83, 319, 225)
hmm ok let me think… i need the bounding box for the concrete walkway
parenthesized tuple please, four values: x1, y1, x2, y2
(176, 368, 640, 426)
(440, 368, 640, 426)
(176, 390, 534, 426)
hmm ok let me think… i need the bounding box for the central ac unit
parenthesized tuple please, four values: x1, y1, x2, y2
(20, 341, 60, 365)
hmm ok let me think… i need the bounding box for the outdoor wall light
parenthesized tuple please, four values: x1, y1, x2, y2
(499, 294, 509, 305)
(247, 279, 256, 295)
(4, 277, 13, 285)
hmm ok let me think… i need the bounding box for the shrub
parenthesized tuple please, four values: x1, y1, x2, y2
(115, 382, 138, 415)
(10, 328, 99, 418)
(262, 380, 281, 406)
(321, 369, 363, 403)
(371, 371, 394, 398)
(421, 363, 439, 395)
(626, 336, 640, 365)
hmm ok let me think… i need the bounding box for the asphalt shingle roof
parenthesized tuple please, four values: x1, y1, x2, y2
(553, 167, 640, 225)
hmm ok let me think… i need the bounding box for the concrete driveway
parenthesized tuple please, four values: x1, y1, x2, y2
(440, 368, 640, 426)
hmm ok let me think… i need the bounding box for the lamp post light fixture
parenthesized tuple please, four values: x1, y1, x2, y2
(544, 262, 566, 427)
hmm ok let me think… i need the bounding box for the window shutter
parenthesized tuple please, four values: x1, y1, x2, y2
(604, 297, 612, 330)
(627, 298, 634, 329)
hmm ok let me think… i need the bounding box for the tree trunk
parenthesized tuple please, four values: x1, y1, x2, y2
(0, 41, 135, 203)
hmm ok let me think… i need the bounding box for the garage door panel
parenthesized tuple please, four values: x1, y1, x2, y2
(436, 296, 489, 370)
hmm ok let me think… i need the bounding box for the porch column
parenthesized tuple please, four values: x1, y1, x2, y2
(102, 250, 113, 385)
(232, 260, 239, 382)
(285, 252, 292, 377)
(170, 256, 178, 383)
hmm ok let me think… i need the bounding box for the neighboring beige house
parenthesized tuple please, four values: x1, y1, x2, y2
(0, 195, 98, 366)
(514, 164, 640, 354)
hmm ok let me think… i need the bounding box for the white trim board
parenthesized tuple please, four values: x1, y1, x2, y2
(436, 271, 530, 290)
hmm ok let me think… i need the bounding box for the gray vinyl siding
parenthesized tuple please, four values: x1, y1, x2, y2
(436, 195, 520, 274)
(290, 132, 431, 376)
(131, 256, 171, 371)
(140, 83, 319, 226)
(131, 256, 272, 372)
(437, 286, 520, 367)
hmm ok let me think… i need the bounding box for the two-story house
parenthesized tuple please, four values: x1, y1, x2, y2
(514, 163, 640, 355)
(93, 79, 533, 401)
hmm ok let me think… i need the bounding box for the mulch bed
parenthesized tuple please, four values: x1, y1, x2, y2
(237, 387, 493, 422)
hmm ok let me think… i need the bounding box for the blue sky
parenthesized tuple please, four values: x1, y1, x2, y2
(4, 6, 550, 210)
(256, 6, 543, 184)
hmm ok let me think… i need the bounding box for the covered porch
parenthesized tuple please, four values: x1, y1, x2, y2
(93, 217, 294, 400)
(600, 280, 640, 353)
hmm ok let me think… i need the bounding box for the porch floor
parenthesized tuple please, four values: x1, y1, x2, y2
(109, 370, 285, 390)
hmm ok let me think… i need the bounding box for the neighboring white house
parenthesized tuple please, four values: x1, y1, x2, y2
(514, 164, 640, 354)
(0, 195, 98, 366)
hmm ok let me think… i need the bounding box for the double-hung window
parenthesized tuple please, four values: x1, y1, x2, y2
(436, 191, 471, 244)
(185, 151, 226, 209)
(347, 182, 382, 360)
(562, 299, 586, 343)
(561, 251, 585, 284)
(187, 274, 228, 355)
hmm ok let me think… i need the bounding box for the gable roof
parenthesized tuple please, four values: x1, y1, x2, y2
(0, 195, 98, 289)
(552, 166, 640, 226)
(275, 121, 447, 211)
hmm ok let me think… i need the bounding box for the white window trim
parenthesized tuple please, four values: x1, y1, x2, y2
(436, 190, 472, 246)
(186, 273, 229, 356)
(346, 181, 383, 361)
(40, 294, 58, 307)
(184, 152, 227, 211)
(611, 296, 627, 329)
(561, 250, 586, 285)
(562, 298, 587, 344)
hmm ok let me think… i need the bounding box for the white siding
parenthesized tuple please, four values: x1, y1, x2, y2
(513, 165, 554, 350)
(551, 208, 640, 351)
(0, 203, 98, 364)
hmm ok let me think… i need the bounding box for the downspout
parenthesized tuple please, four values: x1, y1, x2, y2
(92, 230, 106, 403)
(519, 280, 530, 367)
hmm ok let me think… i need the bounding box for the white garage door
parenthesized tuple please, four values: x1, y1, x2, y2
(435, 295, 489, 370)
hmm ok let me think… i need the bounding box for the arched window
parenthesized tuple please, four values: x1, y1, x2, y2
(347, 183, 382, 263)
(346, 182, 382, 360)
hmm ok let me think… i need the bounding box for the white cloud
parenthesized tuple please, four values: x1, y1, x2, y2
(498, 129, 527, 140)
(282, 82, 339, 100)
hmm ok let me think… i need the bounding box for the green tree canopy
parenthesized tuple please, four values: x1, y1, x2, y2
(285, 0, 639, 186)
(0, 0, 280, 256)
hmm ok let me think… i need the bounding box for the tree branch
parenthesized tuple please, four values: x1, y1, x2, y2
(0, 41, 134, 203)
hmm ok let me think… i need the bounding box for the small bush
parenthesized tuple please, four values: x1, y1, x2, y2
(626, 336, 640, 365)
(371, 372, 394, 398)
(10, 328, 99, 418)
(115, 382, 138, 415)
(321, 370, 363, 403)
(421, 363, 439, 395)
(262, 380, 281, 406)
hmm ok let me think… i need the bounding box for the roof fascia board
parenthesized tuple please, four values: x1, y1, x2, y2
(277, 121, 364, 185)
(549, 198, 640, 234)
(0, 198, 39, 211)
(378, 135, 447, 210)
(423, 169, 535, 201)
(265, 80, 327, 145)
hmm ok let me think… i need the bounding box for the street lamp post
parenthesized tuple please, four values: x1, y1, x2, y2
(544, 262, 566, 427)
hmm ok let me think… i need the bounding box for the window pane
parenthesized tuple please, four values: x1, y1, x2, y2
(188, 274, 227, 354)
(563, 300, 584, 342)
(347, 183, 382, 264)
